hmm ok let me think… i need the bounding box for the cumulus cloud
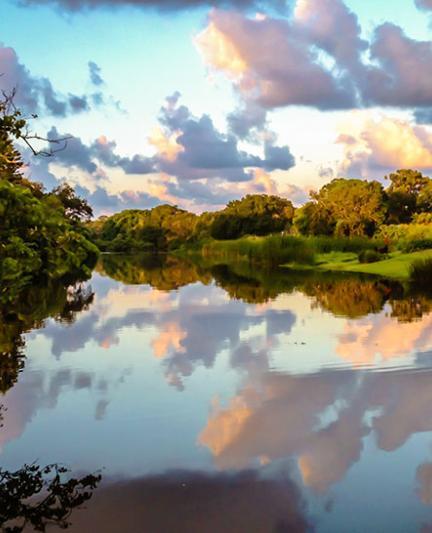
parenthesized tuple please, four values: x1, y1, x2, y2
(0, 43, 100, 117)
(336, 113, 432, 179)
(196, 10, 356, 112)
(364, 23, 432, 108)
(28, 93, 297, 214)
(195, 3, 432, 132)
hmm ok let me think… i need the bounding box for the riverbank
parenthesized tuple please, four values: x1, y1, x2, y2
(178, 234, 432, 280)
(285, 249, 432, 279)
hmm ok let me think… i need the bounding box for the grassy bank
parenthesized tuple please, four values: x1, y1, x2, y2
(185, 233, 432, 281)
(304, 249, 432, 279)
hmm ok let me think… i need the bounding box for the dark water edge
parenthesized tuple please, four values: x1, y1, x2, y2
(2, 254, 432, 532)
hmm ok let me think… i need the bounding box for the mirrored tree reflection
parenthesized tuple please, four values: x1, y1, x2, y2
(0, 463, 101, 532)
(0, 280, 95, 394)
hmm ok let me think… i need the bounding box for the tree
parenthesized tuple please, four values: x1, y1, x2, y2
(0, 463, 101, 532)
(293, 201, 334, 236)
(311, 178, 386, 237)
(51, 183, 93, 222)
(0, 94, 99, 299)
(385, 169, 430, 223)
(210, 194, 295, 240)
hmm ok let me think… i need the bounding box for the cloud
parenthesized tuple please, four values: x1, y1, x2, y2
(415, 0, 432, 10)
(414, 108, 432, 124)
(27, 93, 296, 213)
(336, 113, 432, 178)
(18, 0, 289, 12)
(0, 43, 98, 117)
(88, 61, 104, 86)
(196, 4, 432, 127)
(363, 23, 432, 108)
(196, 10, 356, 111)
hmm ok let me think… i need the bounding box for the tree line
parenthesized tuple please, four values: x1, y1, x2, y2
(91, 169, 432, 253)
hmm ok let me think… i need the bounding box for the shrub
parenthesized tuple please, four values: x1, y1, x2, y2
(306, 236, 380, 254)
(401, 239, 432, 253)
(358, 250, 383, 264)
(202, 235, 315, 267)
(409, 258, 432, 287)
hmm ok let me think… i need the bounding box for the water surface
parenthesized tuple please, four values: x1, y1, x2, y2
(2, 255, 432, 532)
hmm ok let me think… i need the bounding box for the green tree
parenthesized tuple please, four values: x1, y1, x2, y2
(293, 201, 334, 236)
(210, 194, 295, 240)
(385, 169, 430, 223)
(311, 178, 386, 237)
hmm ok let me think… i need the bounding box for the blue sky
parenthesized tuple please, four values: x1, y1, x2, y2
(1, 0, 432, 213)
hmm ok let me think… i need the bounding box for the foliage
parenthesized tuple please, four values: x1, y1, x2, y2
(0, 280, 94, 393)
(358, 250, 383, 264)
(202, 235, 315, 267)
(97, 254, 212, 289)
(409, 258, 432, 290)
(310, 178, 386, 237)
(386, 169, 430, 223)
(305, 235, 380, 253)
(92, 205, 198, 252)
(0, 463, 101, 532)
(293, 201, 334, 236)
(210, 194, 295, 240)
(0, 96, 99, 300)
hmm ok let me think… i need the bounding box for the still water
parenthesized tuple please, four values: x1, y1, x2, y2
(3, 254, 432, 532)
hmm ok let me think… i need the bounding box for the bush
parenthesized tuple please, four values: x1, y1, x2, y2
(401, 239, 432, 253)
(358, 250, 383, 264)
(409, 258, 432, 287)
(306, 236, 380, 254)
(202, 235, 315, 267)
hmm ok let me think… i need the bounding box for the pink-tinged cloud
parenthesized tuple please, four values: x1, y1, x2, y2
(336, 113, 432, 179)
(196, 4, 432, 126)
(196, 10, 355, 110)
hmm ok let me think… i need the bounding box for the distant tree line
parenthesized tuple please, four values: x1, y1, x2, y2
(90, 169, 432, 253)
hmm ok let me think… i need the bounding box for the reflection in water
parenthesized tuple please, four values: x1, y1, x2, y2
(69, 470, 310, 533)
(3, 254, 432, 531)
(0, 463, 101, 532)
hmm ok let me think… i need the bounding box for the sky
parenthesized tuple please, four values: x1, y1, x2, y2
(1, 0, 432, 215)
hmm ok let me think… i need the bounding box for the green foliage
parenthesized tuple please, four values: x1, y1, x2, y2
(0, 97, 99, 301)
(358, 249, 383, 264)
(401, 239, 432, 253)
(310, 178, 386, 237)
(409, 258, 432, 289)
(305, 235, 380, 253)
(202, 235, 315, 267)
(293, 201, 334, 236)
(0, 179, 99, 302)
(385, 169, 430, 224)
(210, 194, 295, 240)
(376, 223, 432, 251)
(93, 205, 198, 252)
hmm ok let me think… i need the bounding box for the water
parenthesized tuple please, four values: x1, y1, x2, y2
(2, 254, 432, 531)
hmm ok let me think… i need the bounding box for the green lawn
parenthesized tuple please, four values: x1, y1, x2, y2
(311, 249, 432, 279)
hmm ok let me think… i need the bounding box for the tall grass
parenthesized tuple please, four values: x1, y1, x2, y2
(305, 235, 382, 253)
(201, 235, 315, 266)
(409, 258, 432, 288)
